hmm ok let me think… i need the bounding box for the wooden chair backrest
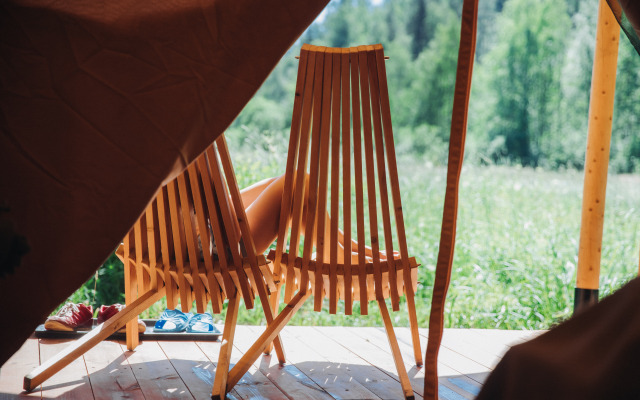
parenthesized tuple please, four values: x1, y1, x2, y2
(119, 135, 275, 314)
(271, 44, 416, 316)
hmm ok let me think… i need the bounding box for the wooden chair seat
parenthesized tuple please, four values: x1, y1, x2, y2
(269, 250, 418, 301)
(116, 247, 276, 298)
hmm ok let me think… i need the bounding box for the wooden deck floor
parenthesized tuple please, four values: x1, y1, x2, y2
(1, 326, 543, 400)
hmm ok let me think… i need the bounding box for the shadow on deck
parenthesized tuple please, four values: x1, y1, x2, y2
(0, 326, 543, 400)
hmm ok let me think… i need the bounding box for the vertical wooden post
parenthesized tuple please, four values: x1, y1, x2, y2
(574, 0, 620, 314)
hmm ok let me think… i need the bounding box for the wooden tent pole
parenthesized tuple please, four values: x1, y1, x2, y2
(574, 0, 620, 314)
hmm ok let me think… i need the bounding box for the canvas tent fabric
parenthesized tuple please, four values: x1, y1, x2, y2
(476, 277, 640, 400)
(0, 0, 328, 366)
(608, 0, 640, 55)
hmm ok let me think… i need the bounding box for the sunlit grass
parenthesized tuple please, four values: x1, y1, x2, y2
(67, 141, 640, 330)
(209, 148, 639, 329)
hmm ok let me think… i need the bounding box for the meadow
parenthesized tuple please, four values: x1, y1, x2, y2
(69, 138, 640, 331)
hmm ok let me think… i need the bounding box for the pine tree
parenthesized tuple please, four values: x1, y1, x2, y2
(408, 0, 428, 59)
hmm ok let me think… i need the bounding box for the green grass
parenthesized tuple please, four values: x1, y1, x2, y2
(64, 143, 640, 330)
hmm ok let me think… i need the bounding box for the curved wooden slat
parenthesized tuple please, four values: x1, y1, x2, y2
(166, 180, 192, 311)
(145, 200, 161, 291)
(328, 47, 342, 314)
(358, 45, 385, 303)
(341, 47, 353, 315)
(274, 44, 311, 292)
(366, 46, 400, 310)
(300, 47, 326, 298)
(187, 163, 222, 313)
(133, 219, 147, 294)
(350, 46, 369, 315)
(207, 144, 254, 307)
(313, 47, 333, 311)
(156, 186, 179, 309)
(177, 172, 206, 312)
(283, 47, 317, 301)
(196, 155, 235, 301)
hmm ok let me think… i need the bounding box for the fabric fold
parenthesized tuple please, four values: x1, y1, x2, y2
(0, 0, 329, 365)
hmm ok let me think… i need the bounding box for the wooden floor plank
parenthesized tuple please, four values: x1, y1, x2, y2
(0, 337, 41, 399)
(404, 330, 487, 398)
(157, 340, 234, 400)
(345, 327, 476, 400)
(472, 329, 544, 350)
(0, 327, 547, 400)
(256, 326, 383, 400)
(83, 340, 144, 400)
(460, 329, 514, 359)
(119, 340, 193, 399)
(232, 325, 333, 400)
(38, 339, 94, 399)
(393, 328, 489, 384)
(440, 330, 505, 369)
(294, 326, 417, 400)
(196, 330, 288, 400)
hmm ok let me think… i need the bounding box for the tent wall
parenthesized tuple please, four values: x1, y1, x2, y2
(0, 0, 328, 365)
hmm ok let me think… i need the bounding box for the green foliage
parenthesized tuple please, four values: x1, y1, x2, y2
(410, 9, 460, 135)
(68, 150, 639, 330)
(232, 153, 640, 329)
(230, 0, 640, 174)
(61, 253, 124, 312)
(408, 0, 429, 59)
(611, 34, 640, 173)
(480, 0, 570, 166)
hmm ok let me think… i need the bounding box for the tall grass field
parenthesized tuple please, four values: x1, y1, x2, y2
(66, 141, 640, 331)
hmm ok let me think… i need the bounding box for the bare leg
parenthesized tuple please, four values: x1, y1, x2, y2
(240, 176, 279, 208)
(242, 173, 399, 261)
(244, 175, 287, 254)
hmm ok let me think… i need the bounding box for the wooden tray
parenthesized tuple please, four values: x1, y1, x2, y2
(35, 319, 221, 341)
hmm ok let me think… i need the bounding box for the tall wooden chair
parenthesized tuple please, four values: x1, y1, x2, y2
(224, 44, 423, 400)
(24, 135, 285, 400)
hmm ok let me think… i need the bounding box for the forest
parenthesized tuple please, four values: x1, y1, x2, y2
(228, 0, 640, 173)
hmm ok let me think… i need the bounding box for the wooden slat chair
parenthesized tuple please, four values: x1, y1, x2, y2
(223, 44, 423, 400)
(24, 135, 285, 400)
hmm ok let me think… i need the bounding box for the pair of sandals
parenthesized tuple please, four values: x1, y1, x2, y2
(153, 309, 219, 333)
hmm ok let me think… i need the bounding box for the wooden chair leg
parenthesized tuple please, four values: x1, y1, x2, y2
(212, 291, 240, 400)
(226, 289, 311, 392)
(377, 299, 415, 400)
(124, 259, 140, 351)
(264, 282, 283, 357)
(406, 294, 423, 367)
(254, 281, 287, 364)
(24, 286, 166, 391)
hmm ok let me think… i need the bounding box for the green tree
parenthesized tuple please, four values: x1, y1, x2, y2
(483, 0, 570, 166)
(611, 34, 640, 172)
(554, 0, 596, 169)
(408, 0, 428, 59)
(411, 9, 460, 138)
(325, 0, 353, 48)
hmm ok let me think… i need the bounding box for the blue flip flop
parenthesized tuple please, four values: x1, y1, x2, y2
(154, 309, 191, 332)
(186, 312, 219, 333)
